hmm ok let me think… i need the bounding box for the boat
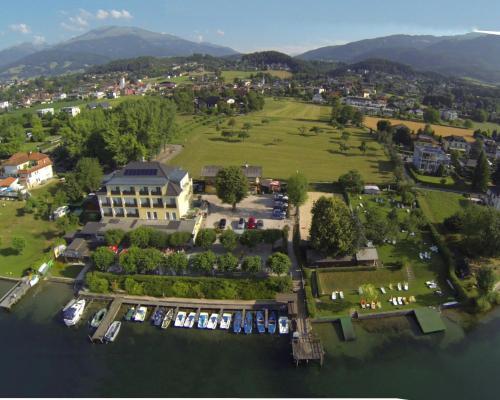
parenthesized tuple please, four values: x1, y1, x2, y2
(133, 306, 148, 322)
(152, 307, 166, 327)
(244, 311, 253, 334)
(220, 313, 232, 330)
(256, 311, 265, 333)
(184, 312, 196, 328)
(63, 299, 86, 326)
(339, 291, 344, 300)
(207, 313, 219, 330)
(90, 308, 107, 328)
(233, 311, 242, 334)
(198, 312, 209, 329)
(161, 309, 174, 329)
(278, 316, 289, 335)
(104, 321, 121, 343)
(442, 301, 459, 308)
(268, 312, 277, 334)
(397, 297, 403, 305)
(174, 311, 187, 327)
(124, 307, 135, 321)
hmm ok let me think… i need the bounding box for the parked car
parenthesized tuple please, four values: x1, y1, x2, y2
(218, 218, 227, 230)
(237, 218, 245, 230)
(247, 216, 256, 229)
(274, 193, 283, 201)
(272, 209, 286, 219)
(256, 219, 264, 229)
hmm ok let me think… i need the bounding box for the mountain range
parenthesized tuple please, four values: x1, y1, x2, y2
(0, 26, 238, 80)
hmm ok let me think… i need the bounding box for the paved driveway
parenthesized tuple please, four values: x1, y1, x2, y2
(202, 194, 291, 231)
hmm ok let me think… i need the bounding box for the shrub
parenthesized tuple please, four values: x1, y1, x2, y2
(124, 277, 144, 295)
(86, 272, 110, 293)
(241, 256, 262, 274)
(91, 247, 115, 271)
(11, 236, 26, 254)
(195, 229, 217, 250)
(267, 252, 291, 275)
(104, 229, 126, 246)
(217, 253, 239, 272)
(475, 295, 492, 313)
(220, 229, 238, 251)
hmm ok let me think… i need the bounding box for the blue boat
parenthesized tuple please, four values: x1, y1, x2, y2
(268, 312, 277, 334)
(233, 311, 242, 334)
(244, 312, 253, 334)
(152, 307, 166, 327)
(256, 311, 265, 334)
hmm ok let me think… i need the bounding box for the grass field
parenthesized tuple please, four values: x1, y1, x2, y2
(170, 98, 392, 183)
(0, 182, 63, 278)
(364, 116, 475, 141)
(221, 70, 292, 81)
(417, 190, 469, 224)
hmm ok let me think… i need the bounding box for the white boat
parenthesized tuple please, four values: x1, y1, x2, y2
(29, 274, 40, 287)
(380, 287, 386, 294)
(339, 291, 344, 300)
(184, 312, 196, 328)
(197, 312, 209, 329)
(397, 282, 402, 291)
(133, 306, 147, 322)
(207, 313, 219, 330)
(278, 316, 289, 335)
(161, 309, 174, 329)
(219, 313, 232, 330)
(403, 282, 409, 291)
(331, 291, 337, 300)
(104, 321, 121, 343)
(63, 299, 86, 326)
(174, 311, 187, 327)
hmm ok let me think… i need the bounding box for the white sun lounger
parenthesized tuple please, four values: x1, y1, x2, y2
(404, 282, 409, 291)
(339, 291, 344, 300)
(397, 282, 402, 291)
(331, 291, 337, 300)
(380, 287, 386, 294)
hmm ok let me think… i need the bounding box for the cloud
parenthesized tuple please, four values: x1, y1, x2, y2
(32, 35, 46, 45)
(60, 9, 90, 31)
(9, 23, 30, 34)
(473, 29, 500, 36)
(197, 35, 204, 43)
(109, 9, 133, 19)
(96, 9, 109, 20)
(216, 29, 225, 37)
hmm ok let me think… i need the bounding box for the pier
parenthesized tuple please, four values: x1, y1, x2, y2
(90, 298, 123, 343)
(0, 277, 32, 310)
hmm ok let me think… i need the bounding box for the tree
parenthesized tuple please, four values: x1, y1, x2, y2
(242, 256, 262, 274)
(195, 229, 217, 250)
(262, 229, 283, 247)
(191, 251, 217, 272)
(63, 173, 84, 203)
(128, 227, 153, 248)
(169, 231, 192, 247)
(215, 166, 249, 210)
(86, 272, 109, 293)
(240, 230, 263, 248)
(352, 110, 364, 126)
(148, 229, 169, 249)
(74, 158, 103, 193)
(341, 131, 351, 142)
(287, 172, 308, 210)
(104, 229, 126, 246)
(472, 151, 490, 193)
(393, 125, 412, 146)
(477, 266, 495, 294)
(377, 120, 392, 133)
(461, 206, 500, 257)
(472, 109, 488, 123)
(309, 196, 358, 257)
(11, 236, 26, 254)
(220, 229, 238, 251)
(359, 283, 378, 302)
(464, 119, 473, 129)
(119, 246, 141, 274)
(238, 131, 250, 141)
(165, 252, 189, 273)
(436, 163, 447, 177)
(228, 118, 236, 127)
(91, 247, 116, 271)
(423, 107, 440, 124)
(338, 170, 364, 193)
(493, 162, 500, 186)
(339, 142, 349, 153)
(217, 253, 238, 272)
(242, 122, 252, 131)
(359, 140, 367, 154)
(267, 252, 291, 275)
(137, 248, 164, 273)
(365, 208, 390, 245)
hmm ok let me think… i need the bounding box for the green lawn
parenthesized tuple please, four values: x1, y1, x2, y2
(417, 190, 469, 224)
(170, 98, 392, 183)
(50, 261, 84, 279)
(0, 182, 63, 278)
(221, 70, 292, 81)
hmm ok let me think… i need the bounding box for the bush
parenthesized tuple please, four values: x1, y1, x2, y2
(86, 272, 110, 293)
(240, 230, 263, 248)
(104, 229, 126, 246)
(267, 252, 291, 275)
(241, 256, 262, 274)
(220, 229, 238, 251)
(195, 229, 217, 250)
(475, 295, 492, 313)
(169, 231, 192, 247)
(91, 246, 116, 271)
(191, 251, 217, 272)
(124, 277, 144, 296)
(217, 253, 239, 272)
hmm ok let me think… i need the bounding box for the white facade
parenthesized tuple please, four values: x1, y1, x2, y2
(0, 101, 10, 109)
(2, 153, 54, 188)
(61, 106, 81, 117)
(37, 108, 55, 116)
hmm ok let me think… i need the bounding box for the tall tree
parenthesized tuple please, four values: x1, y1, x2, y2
(74, 157, 104, 193)
(215, 166, 249, 210)
(472, 151, 490, 193)
(338, 170, 364, 193)
(287, 172, 308, 211)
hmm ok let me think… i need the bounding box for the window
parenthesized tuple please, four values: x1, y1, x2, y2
(147, 212, 151, 220)
(172, 212, 177, 220)
(153, 212, 158, 220)
(165, 212, 170, 220)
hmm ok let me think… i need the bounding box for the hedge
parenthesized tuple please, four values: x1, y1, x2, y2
(86, 271, 292, 300)
(304, 285, 317, 318)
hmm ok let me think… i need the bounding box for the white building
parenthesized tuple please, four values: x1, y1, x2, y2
(484, 187, 500, 210)
(37, 108, 55, 117)
(1, 152, 54, 188)
(55, 93, 67, 101)
(93, 91, 106, 99)
(61, 106, 81, 117)
(0, 101, 10, 109)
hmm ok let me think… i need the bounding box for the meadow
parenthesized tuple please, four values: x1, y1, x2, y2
(170, 98, 393, 183)
(221, 70, 292, 81)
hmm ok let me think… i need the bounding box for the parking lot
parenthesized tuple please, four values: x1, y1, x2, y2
(202, 194, 292, 233)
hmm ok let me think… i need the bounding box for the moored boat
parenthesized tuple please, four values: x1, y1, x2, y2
(104, 321, 121, 343)
(207, 313, 219, 330)
(161, 309, 174, 329)
(152, 307, 166, 327)
(90, 308, 107, 328)
(268, 312, 277, 334)
(133, 306, 148, 322)
(124, 306, 135, 321)
(278, 316, 289, 335)
(233, 311, 242, 334)
(256, 311, 265, 334)
(220, 313, 232, 330)
(174, 311, 187, 327)
(63, 299, 86, 327)
(184, 312, 196, 328)
(197, 312, 209, 329)
(244, 311, 253, 334)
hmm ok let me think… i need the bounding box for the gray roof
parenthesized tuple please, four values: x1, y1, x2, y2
(104, 161, 188, 186)
(355, 247, 379, 262)
(201, 165, 263, 179)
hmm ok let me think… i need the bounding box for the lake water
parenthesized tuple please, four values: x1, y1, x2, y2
(0, 280, 498, 398)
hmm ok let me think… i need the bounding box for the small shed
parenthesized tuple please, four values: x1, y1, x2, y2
(62, 238, 90, 261)
(363, 185, 381, 195)
(355, 247, 379, 267)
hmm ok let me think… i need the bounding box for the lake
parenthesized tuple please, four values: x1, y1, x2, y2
(0, 280, 498, 398)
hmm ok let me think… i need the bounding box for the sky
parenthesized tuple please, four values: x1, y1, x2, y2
(1, 0, 500, 54)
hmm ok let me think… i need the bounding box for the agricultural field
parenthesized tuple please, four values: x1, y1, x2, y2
(221, 69, 292, 81)
(364, 116, 475, 141)
(170, 98, 393, 183)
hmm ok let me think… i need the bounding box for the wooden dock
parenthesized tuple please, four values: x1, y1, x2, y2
(0, 278, 32, 310)
(291, 334, 324, 366)
(90, 298, 123, 343)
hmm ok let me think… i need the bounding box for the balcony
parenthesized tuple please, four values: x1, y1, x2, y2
(101, 200, 111, 207)
(125, 208, 139, 218)
(152, 201, 164, 208)
(150, 189, 162, 196)
(139, 188, 149, 195)
(110, 189, 121, 195)
(114, 209, 125, 217)
(140, 200, 151, 208)
(122, 189, 136, 195)
(112, 200, 123, 208)
(124, 200, 138, 207)
(103, 211, 113, 217)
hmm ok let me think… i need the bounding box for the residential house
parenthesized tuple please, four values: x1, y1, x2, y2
(484, 186, 500, 210)
(55, 93, 67, 101)
(37, 108, 55, 117)
(201, 164, 262, 188)
(412, 145, 450, 174)
(443, 135, 470, 153)
(61, 106, 80, 117)
(441, 109, 459, 121)
(312, 93, 325, 104)
(0, 101, 10, 109)
(363, 185, 381, 195)
(483, 139, 500, 160)
(1, 152, 53, 188)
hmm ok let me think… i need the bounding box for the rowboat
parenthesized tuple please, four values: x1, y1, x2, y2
(90, 308, 107, 328)
(161, 309, 174, 329)
(104, 321, 121, 343)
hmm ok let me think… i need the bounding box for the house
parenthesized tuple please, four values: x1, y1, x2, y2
(87, 102, 111, 110)
(55, 93, 67, 101)
(1, 152, 53, 188)
(312, 93, 325, 104)
(443, 135, 470, 153)
(97, 161, 193, 222)
(0, 101, 10, 109)
(37, 108, 55, 117)
(52, 205, 69, 219)
(355, 247, 380, 267)
(363, 185, 381, 195)
(483, 139, 500, 160)
(441, 109, 459, 121)
(61, 106, 80, 117)
(412, 145, 451, 174)
(0, 176, 20, 189)
(93, 91, 106, 99)
(62, 238, 90, 261)
(201, 164, 263, 187)
(484, 186, 500, 210)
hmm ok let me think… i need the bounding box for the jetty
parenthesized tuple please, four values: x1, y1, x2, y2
(0, 277, 33, 310)
(90, 298, 123, 343)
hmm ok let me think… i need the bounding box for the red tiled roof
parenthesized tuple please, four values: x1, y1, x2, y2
(3, 152, 51, 167)
(0, 177, 16, 187)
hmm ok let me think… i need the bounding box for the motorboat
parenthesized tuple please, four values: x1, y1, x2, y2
(278, 316, 289, 335)
(152, 307, 166, 327)
(207, 313, 219, 330)
(63, 299, 86, 327)
(124, 307, 135, 321)
(244, 312, 253, 334)
(133, 306, 147, 322)
(90, 308, 107, 328)
(267, 312, 277, 334)
(104, 321, 121, 343)
(184, 312, 196, 328)
(256, 311, 265, 334)
(174, 311, 187, 327)
(161, 309, 174, 329)
(220, 313, 232, 330)
(198, 312, 209, 329)
(233, 311, 242, 334)
(403, 282, 409, 291)
(397, 282, 402, 291)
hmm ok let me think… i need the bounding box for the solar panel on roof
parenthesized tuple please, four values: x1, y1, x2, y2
(124, 169, 158, 176)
